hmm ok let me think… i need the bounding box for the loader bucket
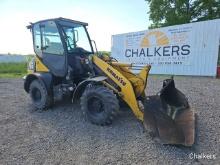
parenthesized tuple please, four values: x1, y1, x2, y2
(143, 78, 195, 146)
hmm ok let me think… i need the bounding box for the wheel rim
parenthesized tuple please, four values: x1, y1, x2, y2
(31, 87, 42, 103)
(87, 96, 104, 115)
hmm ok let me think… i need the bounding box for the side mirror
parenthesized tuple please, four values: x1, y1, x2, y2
(74, 30, 79, 43)
(91, 40, 98, 54)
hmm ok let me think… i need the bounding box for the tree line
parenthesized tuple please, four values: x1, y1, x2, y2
(146, 0, 220, 28)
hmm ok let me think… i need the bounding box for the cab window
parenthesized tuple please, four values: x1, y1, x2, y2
(40, 21, 64, 55)
(33, 23, 42, 57)
(62, 25, 92, 53)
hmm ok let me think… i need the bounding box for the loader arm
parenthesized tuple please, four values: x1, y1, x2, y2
(92, 55, 195, 146)
(92, 55, 151, 121)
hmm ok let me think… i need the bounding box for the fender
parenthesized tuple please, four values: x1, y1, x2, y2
(24, 72, 53, 95)
(72, 76, 107, 101)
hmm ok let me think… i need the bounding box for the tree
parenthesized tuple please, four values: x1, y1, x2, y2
(192, 0, 220, 21)
(146, 0, 220, 28)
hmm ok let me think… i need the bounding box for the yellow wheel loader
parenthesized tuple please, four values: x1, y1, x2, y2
(24, 18, 195, 146)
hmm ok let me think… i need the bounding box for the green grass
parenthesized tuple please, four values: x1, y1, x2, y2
(0, 73, 26, 78)
(0, 62, 27, 78)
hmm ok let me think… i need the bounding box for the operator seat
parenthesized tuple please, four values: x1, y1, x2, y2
(67, 54, 84, 76)
(67, 56, 89, 82)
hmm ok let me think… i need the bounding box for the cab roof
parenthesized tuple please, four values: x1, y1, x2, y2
(27, 17, 88, 29)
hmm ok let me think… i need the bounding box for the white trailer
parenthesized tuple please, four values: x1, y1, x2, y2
(111, 19, 220, 76)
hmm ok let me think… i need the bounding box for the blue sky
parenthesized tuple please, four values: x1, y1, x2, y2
(0, 0, 149, 54)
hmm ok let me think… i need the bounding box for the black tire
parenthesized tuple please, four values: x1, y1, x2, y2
(29, 79, 53, 109)
(118, 98, 130, 111)
(80, 86, 119, 125)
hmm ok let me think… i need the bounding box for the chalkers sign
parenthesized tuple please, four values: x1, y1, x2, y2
(112, 26, 192, 66)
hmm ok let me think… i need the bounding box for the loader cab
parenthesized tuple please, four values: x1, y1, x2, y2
(29, 18, 94, 78)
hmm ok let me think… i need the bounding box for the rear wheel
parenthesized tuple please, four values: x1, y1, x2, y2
(29, 79, 53, 109)
(80, 86, 119, 125)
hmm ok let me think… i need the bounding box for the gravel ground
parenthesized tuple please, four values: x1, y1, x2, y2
(0, 76, 219, 165)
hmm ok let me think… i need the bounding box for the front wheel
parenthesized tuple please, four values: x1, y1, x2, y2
(29, 79, 53, 109)
(80, 86, 119, 125)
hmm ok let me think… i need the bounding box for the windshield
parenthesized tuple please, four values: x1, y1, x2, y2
(61, 25, 92, 53)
